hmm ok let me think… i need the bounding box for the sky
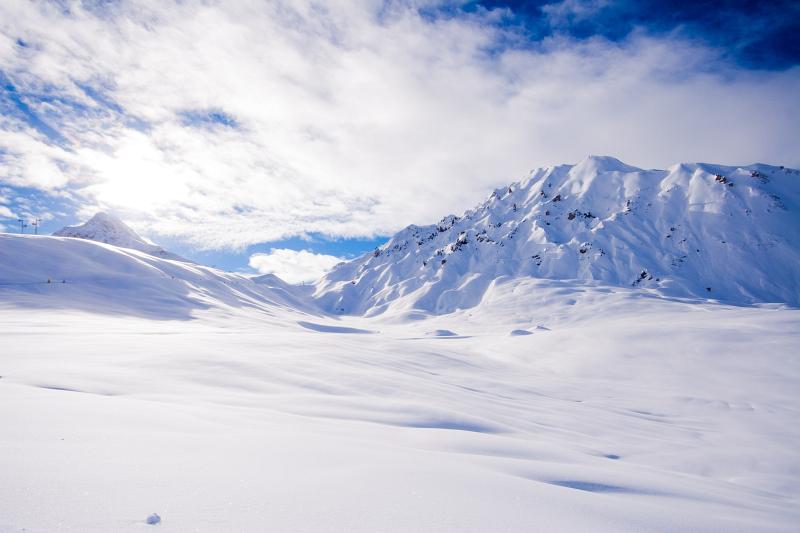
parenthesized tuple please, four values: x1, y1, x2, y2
(1, 0, 798, 281)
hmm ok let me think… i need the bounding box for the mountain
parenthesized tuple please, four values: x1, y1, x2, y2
(0, 232, 314, 319)
(314, 156, 800, 315)
(2, 158, 800, 533)
(53, 212, 188, 262)
(3, 212, 321, 319)
(4, 230, 800, 533)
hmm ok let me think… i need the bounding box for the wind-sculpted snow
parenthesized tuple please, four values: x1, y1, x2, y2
(1, 281, 799, 532)
(1, 179, 799, 531)
(315, 156, 800, 315)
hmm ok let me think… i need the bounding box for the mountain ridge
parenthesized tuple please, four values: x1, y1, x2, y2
(314, 156, 800, 315)
(0, 232, 315, 319)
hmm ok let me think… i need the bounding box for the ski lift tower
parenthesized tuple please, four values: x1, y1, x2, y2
(17, 219, 26, 234)
(31, 217, 42, 235)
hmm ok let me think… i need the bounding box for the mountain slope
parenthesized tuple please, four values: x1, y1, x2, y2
(53, 212, 188, 262)
(315, 156, 800, 315)
(2, 160, 800, 533)
(0, 233, 315, 319)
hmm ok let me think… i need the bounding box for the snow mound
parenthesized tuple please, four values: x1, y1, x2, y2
(315, 157, 800, 315)
(427, 329, 458, 337)
(53, 212, 187, 262)
(297, 320, 374, 334)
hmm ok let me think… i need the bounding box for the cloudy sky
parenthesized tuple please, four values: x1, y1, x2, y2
(1, 0, 798, 281)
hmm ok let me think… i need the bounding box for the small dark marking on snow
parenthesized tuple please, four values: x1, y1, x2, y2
(37, 385, 114, 396)
(403, 419, 498, 433)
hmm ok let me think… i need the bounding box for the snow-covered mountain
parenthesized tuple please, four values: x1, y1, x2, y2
(0, 232, 315, 318)
(53, 212, 188, 262)
(2, 158, 800, 533)
(315, 156, 800, 315)
(4, 236, 799, 532)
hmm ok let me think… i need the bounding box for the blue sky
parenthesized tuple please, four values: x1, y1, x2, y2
(444, 1, 800, 69)
(1, 0, 798, 280)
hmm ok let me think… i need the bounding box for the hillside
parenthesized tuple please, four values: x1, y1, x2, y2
(0, 233, 315, 319)
(2, 264, 799, 532)
(1, 162, 799, 532)
(315, 156, 800, 315)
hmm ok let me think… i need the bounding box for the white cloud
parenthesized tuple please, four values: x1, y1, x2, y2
(0, 205, 16, 218)
(0, 1, 798, 250)
(248, 249, 343, 284)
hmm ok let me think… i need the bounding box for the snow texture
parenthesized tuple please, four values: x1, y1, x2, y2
(1, 157, 799, 532)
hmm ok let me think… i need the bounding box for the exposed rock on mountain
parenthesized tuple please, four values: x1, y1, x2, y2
(315, 156, 800, 315)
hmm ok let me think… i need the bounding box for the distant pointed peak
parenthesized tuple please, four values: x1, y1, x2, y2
(52, 212, 191, 262)
(56, 211, 138, 234)
(54, 212, 159, 252)
(87, 211, 124, 224)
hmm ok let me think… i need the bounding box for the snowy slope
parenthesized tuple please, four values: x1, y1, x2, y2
(1, 178, 800, 531)
(53, 212, 188, 262)
(315, 156, 800, 315)
(0, 233, 315, 319)
(1, 280, 799, 532)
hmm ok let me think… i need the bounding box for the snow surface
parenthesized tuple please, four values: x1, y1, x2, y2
(1, 157, 800, 532)
(1, 277, 798, 532)
(315, 156, 800, 315)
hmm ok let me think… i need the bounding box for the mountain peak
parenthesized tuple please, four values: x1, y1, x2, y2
(573, 155, 642, 174)
(86, 211, 124, 225)
(55, 211, 150, 247)
(315, 159, 800, 315)
(53, 212, 188, 262)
